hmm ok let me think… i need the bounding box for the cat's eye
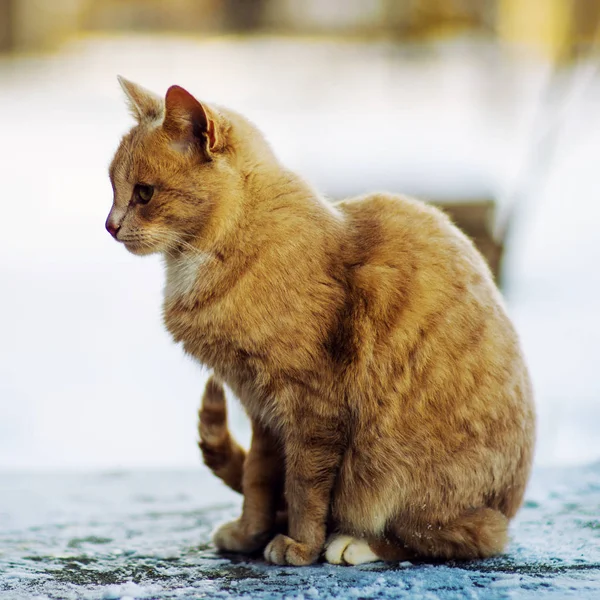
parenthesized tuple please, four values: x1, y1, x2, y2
(133, 183, 154, 205)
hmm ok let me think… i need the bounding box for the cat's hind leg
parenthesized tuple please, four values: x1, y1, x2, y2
(393, 507, 508, 560)
(325, 507, 507, 564)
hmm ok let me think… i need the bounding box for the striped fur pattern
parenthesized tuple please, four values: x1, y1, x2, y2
(198, 377, 245, 494)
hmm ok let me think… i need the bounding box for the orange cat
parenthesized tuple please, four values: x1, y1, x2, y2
(107, 78, 535, 566)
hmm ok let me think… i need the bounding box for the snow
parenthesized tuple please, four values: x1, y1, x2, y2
(0, 465, 599, 599)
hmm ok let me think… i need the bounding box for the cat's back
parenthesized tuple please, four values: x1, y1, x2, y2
(334, 192, 501, 329)
(334, 191, 531, 416)
(335, 192, 491, 285)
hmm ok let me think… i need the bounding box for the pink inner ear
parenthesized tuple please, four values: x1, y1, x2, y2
(164, 85, 209, 134)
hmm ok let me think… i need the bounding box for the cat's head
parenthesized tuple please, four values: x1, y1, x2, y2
(106, 78, 261, 256)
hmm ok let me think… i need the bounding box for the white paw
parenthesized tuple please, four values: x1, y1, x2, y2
(343, 539, 380, 565)
(324, 534, 381, 566)
(324, 534, 354, 564)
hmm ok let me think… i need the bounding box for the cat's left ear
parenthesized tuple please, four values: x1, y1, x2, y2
(162, 85, 222, 157)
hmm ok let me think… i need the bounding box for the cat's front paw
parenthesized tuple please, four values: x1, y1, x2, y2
(264, 534, 319, 566)
(213, 519, 270, 553)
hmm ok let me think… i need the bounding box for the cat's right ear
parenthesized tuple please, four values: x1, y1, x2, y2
(117, 76, 164, 123)
(162, 85, 222, 157)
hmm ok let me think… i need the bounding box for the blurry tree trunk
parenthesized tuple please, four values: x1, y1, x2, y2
(433, 200, 504, 283)
(0, 0, 14, 51)
(222, 0, 265, 32)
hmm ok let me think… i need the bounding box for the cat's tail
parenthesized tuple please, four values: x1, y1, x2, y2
(198, 376, 245, 494)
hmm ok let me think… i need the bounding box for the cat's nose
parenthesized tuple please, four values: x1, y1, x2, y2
(105, 218, 121, 239)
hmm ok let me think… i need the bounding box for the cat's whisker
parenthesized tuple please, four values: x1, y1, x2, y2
(150, 229, 205, 255)
(118, 227, 197, 254)
(150, 233, 193, 254)
(119, 235, 155, 247)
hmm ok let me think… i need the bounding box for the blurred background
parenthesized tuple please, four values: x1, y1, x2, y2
(1, 0, 599, 472)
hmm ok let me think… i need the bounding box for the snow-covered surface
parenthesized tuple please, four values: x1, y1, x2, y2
(0, 36, 599, 469)
(1, 465, 599, 599)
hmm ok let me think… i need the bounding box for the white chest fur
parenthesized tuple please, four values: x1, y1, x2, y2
(164, 252, 212, 302)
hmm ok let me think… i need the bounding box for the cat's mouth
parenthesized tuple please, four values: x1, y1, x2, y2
(120, 236, 155, 256)
(123, 239, 140, 251)
(126, 242, 153, 256)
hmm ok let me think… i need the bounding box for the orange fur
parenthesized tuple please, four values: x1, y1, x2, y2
(107, 79, 535, 566)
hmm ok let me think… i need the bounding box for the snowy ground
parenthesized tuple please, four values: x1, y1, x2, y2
(1, 464, 599, 599)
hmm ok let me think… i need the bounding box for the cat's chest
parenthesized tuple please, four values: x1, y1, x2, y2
(163, 252, 212, 301)
(163, 293, 244, 366)
(162, 256, 262, 367)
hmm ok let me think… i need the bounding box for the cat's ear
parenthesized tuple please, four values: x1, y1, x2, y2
(117, 76, 163, 123)
(162, 85, 221, 156)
